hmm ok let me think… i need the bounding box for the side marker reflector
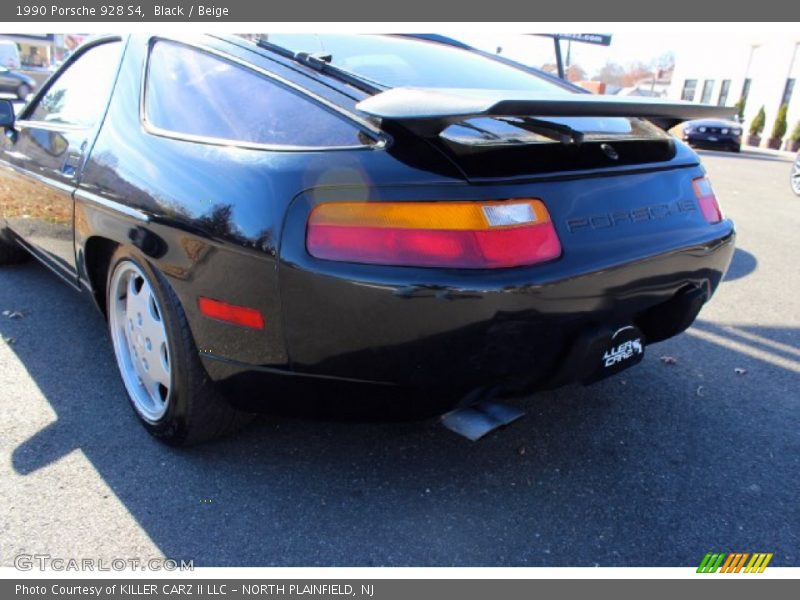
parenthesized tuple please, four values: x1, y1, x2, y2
(198, 297, 265, 329)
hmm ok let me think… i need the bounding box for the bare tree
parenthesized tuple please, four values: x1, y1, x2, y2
(651, 51, 676, 73)
(594, 61, 626, 87)
(622, 61, 653, 87)
(566, 64, 587, 82)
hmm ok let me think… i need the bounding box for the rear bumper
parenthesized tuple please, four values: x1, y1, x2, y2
(202, 227, 735, 407)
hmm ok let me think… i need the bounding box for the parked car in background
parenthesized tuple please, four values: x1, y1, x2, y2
(0, 40, 21, 69)
(682, 118, 742, 152)
(792, 152, 800, 196)
(0, 66, 36, 100)
(0, 34, 736, 445)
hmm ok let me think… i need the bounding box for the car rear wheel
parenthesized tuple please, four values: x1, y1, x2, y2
(106, 247, 253, 445)
(0, 229, 28, 264)
(16, 84, 30, 100)
(792, 154, 800, 196)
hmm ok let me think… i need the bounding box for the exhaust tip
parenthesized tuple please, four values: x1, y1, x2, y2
(441, 400, 525, 441)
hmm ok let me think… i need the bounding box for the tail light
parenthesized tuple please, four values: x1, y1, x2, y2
(693, 177, 723, 224)
(306, 200, 561, 269)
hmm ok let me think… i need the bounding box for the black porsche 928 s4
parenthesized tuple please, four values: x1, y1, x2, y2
(0, 34, 735, 445)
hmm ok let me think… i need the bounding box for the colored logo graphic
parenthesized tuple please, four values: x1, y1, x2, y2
(697, 552, 773, 573)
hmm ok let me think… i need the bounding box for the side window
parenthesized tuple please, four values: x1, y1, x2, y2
(700, 80, 715, 105)
(681, 79, 697, 102)
(28, 41, 122, 128)
(717, 80, 731, 106)
(144, 41, 370, 148)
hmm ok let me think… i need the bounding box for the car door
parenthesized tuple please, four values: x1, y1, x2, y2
(0, 38, 122, 282)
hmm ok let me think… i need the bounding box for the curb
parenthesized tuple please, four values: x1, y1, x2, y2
(741, 145, 797, 159)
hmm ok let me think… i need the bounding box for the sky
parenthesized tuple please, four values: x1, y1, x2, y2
(442, 32, 712, 78)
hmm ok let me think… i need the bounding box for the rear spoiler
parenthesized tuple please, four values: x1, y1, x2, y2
(355, 87, 738, 136)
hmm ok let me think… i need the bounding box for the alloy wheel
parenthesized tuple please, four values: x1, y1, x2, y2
(108, 260, 172, 422)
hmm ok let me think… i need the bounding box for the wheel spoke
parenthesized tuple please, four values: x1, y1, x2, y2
(128, 272, 138, 299)
(142, 373, 164, 407)
(123, 327, 136, 357)
(126, 276, 144, 322)
(148, 345, 171, 389)
(143, 293, 167, 348)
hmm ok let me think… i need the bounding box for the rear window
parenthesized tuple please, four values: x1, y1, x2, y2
(259, 34, 570, 92)
(254, 35, 668, 146)
(144, 40, 372, 148)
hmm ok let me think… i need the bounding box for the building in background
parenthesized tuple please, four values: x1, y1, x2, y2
(624, 69, 674, 97)
(0, 34, 88, 65)
(55, 34, 89, 63)
(0, 33, 88, 89)
(668, 34, 800, 150)
(0, 34, 56, 67)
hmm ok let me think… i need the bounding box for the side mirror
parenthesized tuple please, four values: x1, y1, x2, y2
(0, 99, 15, 127)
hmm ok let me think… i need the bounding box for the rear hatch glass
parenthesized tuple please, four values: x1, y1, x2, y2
(248, 34, 679, 177)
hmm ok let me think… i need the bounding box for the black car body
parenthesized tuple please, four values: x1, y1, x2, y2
(682, 118, 742, 152)
(0, 34, 736, 444)
(0, 66, 36, 99)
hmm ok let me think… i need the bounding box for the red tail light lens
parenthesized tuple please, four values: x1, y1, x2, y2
(693, 177, 723, 224)
(306, 200, 561, 269)
(198, 297, 265, 329)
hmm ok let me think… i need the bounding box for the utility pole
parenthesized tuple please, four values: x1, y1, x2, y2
(553, 37, 565, 80)
(535, 34, 612, 81)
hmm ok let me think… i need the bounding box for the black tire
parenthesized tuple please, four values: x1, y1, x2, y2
(106, 246, 253, 445)
(16, 84, 30, 100)
(0, 229, 29, 264)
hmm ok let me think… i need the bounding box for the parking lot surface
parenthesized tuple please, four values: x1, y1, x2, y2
(1, 149, 798, 567)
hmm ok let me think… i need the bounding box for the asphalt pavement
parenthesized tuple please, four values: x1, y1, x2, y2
(1, 149, 798, 567)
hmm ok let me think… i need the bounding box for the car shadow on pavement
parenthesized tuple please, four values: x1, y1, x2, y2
(724, 247, 758, 282)
(2, 259, 798, 567)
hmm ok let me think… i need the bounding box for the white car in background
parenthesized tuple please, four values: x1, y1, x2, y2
(0, 40, 21, 69)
